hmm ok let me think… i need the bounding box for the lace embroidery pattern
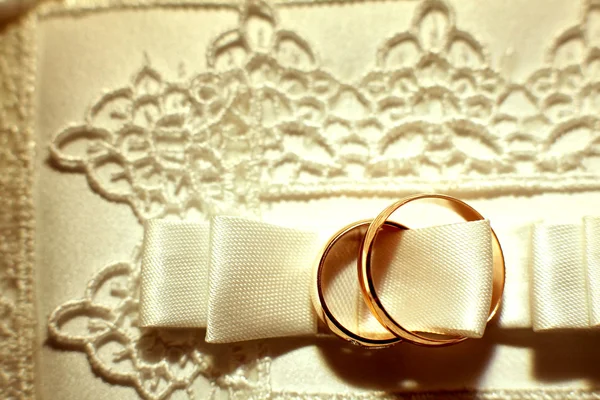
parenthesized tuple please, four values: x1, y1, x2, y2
(41, 0, 600, 399)
(47, 248, 270, 400)
(50, 0, 600, 224)
(0, 14, 36, 400)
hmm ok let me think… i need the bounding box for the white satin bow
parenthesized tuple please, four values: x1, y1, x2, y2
(139, 216, 600, 343)
(140, 216, 494, 343)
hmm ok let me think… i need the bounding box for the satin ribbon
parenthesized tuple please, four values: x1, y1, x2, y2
(139, 216, 600, 343)
(479, 218, 600, 331)
(140, 216, 494, 343)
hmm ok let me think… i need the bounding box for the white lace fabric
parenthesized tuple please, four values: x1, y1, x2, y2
(3, 0, 600, 399)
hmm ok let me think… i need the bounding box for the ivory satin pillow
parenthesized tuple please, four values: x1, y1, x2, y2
(3, 0, 600, 399)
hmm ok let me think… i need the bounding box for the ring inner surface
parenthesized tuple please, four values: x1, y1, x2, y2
(320, 222, 406, 341)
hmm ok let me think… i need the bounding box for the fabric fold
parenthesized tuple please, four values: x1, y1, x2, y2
(206, 216, 321, 342)
(528, 217, 600, 331)
(140, 220, 211, 328)
(531, 224, 588, 330)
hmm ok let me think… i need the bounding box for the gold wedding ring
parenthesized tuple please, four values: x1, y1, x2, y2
(312, 193, 505, 348)
(312, 220, 406, 348)
(358, 193, 505, 346)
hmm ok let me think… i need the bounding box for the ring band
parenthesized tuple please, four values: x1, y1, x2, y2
(358, 194, 506, 346)
(312, 220, 405, 348)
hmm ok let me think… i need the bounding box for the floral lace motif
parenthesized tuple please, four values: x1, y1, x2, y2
(47, 248, 270, 400)
(45, 0, 600, 399)
(49, 0, 600, 221)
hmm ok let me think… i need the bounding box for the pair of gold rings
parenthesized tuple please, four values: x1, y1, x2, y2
(312, 193, 506, 348)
